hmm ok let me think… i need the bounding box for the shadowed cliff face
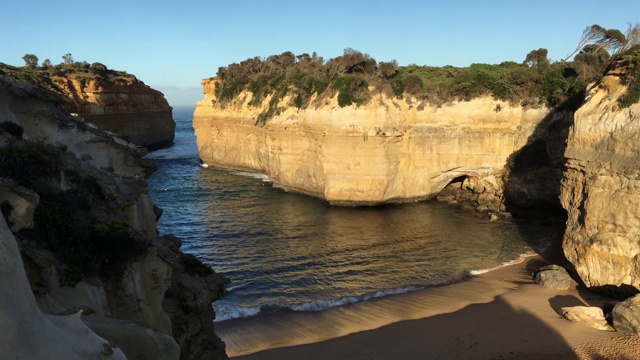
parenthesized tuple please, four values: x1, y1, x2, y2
(194, 79, 551, 205)
(0, 76, 228, 360)
(55, 75, 176, 151)
(560, 62, 640, 298)
(0, 63, 176, 151)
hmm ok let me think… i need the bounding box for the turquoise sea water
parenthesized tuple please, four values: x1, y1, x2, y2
(145, 106, 552, 323)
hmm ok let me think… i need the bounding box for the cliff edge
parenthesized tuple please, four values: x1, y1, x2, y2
(560, 54, 640, 297)
(0, 62, 176, 151)
(194, 79, 551, 205)
(0, 75, 227, 359)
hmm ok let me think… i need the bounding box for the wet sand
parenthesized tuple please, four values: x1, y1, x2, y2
(223, 239, 638, 359)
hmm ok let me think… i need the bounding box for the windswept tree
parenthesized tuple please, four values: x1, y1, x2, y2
(524, 48, 550, 68)
(22, 54, 38, 68)
(564, 23, 640, 62)
(62, 53, 74, 65)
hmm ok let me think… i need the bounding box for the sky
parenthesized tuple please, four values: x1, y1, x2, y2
(2, 0, 639, 106)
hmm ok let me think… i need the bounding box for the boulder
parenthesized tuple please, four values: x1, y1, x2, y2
(561, 306, 613, 331)
(612, 294, 640, 335)
(533, 265, 572, 290)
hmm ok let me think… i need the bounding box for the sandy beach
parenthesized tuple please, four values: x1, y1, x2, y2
(227, 239, 640, 359)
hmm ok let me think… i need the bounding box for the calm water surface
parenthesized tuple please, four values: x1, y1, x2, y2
(146, 106, 551, 322)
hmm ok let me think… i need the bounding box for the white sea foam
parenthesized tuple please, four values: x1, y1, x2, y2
(215, 304, 262, 322)
(468, 238, 552, 276)
(231, 171, 271, 182)
(215, 286, 424, 322)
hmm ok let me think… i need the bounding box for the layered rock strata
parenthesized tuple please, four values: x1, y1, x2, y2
(56, 74, 176, 151)
(560, 65, 640, 297)
(194, 79, 552, 205)
(0, 76, 227, 360)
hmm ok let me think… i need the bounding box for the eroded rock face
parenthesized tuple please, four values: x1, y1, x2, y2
(0, 213, 127, 360)
(54, 74, 175, 151)
(0, 75, 228, 360)
(194, 79, 551, 205)
(560, 66, 640, 296)
(613, 294, 640, 335)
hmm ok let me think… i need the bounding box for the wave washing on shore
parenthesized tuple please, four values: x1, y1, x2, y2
(146, 106, 555, 327)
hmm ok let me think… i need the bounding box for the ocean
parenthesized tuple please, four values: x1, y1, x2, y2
(145, 105, 553, 355)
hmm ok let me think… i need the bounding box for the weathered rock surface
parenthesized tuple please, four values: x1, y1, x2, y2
(0, 212, 126, 360)
(0, 63, 175, 150)
(561, 306, 613, 331)
(533, 265, 572, 290)
(560, 63, 640, 296)
(612, 294, 640, 335)
(0, 75, 228, 359)
(56, 75, 176, 150)
(194, 79, 551, 205)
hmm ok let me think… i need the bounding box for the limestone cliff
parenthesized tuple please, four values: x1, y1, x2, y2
(560, 60, 640, 297)
(0, 76, 228, 360)
(0, 63, 175, 151)
(194, 78, 551, 205)
(0, 187, 126, 360)
(57, 74, 176, 151)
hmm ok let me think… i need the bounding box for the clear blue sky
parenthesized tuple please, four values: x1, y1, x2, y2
(1, 0, 638, 106)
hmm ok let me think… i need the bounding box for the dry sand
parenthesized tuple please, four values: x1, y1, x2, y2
(229, 240, 640, 359)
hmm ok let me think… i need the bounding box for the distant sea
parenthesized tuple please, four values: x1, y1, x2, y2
(146, 105, 551, 323)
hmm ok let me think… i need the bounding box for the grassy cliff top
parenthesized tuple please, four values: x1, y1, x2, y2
(210, 24, 640, 125)
(0, 59, 150, 97)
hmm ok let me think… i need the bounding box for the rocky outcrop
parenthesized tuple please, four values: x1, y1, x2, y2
(0, 63, 175, 151)
(561, 306, 613, 331)
(560, 63, 640, 297)
(194, 79, 551, 205)
(0, 75, 227, 359)
(533, 265, 572, 290)
(55, 74, 176, 151)
(612, 294, 640, 335)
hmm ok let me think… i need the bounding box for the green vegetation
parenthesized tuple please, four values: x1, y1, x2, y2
(211, 23, 640, 125)
(1, 53, 136, 96)
(0, 140, 147, 286)
(617, 45, 640, 108)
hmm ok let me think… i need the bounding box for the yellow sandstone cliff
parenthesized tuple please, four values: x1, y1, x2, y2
(560, 63, 640, 296)
(194, 79, 551, 205)
(55, 74, 176, 150)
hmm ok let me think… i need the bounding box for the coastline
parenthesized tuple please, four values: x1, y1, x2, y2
(225, 240, 633, 359)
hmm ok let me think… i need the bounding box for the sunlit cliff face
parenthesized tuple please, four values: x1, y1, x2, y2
(194, 82, 550, 205)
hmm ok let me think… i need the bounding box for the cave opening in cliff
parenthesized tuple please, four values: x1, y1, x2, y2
(434, 175, 473, 205)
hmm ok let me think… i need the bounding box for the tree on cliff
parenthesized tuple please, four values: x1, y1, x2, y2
(564, 23, 640, 62)
(524, 48, 549, 68)
(62, 53, 74, 65)
(22, 54, 38, 68)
